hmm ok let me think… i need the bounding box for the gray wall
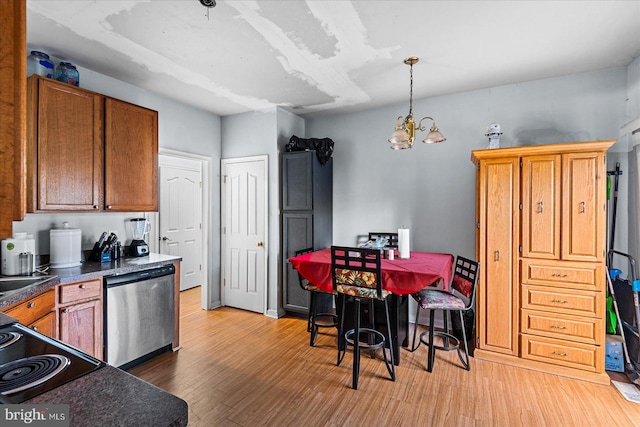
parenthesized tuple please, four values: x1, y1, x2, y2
(220, 107, 304, 317)
(15, 58, 222, 308)
(15, 49, 640, 317)
(307, 67, 628, 260)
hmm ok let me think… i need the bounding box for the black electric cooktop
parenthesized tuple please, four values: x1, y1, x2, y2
(0, 323, 104, 404)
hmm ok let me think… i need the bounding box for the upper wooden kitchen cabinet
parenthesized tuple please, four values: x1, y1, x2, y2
(27, 76, 103, 211)
(0, 0, 26, 238)
(104, 98, 158, 211)
(472, 140, 615, 385)
(26, 75, 158, 212)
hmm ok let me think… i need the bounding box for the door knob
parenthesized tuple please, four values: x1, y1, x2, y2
(257, 241, 263, 247)
(162, 236, 171, 241)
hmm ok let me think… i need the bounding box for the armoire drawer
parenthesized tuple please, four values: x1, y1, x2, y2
(520, 308, 603, 345)
(521, 259, 604, 291)
(521, 334, 603, 372)
(521, 284, 603, 318)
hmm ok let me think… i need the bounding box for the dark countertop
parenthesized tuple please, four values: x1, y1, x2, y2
(0, 253, 181, 309)
(26, 366, 188, 427)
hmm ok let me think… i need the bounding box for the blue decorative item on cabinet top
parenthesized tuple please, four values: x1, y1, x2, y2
(27, 50, 54, 78)
(55, 61, 79, 87)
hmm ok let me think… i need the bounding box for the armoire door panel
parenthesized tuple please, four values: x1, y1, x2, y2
(521, 155, 561, 259)
(562, 153, 603, 262)
(478, 158, 519, 355)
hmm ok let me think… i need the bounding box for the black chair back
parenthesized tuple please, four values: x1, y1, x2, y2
(294, 248, 314, 290)
(450, 256, 479, 308)
(331, 246, 384, 300)
(368, 232, 398, 249)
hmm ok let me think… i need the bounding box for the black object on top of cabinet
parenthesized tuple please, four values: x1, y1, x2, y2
(282, 151, 332, 314)
(285, 135, 334, 165)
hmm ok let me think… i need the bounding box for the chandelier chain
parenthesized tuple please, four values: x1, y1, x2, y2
(409, 63, 414, 116)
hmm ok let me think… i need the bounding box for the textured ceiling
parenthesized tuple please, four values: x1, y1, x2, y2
(26, 0, 640, 118)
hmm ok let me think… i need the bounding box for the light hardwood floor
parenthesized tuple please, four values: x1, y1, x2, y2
(129, 288, 640, 426)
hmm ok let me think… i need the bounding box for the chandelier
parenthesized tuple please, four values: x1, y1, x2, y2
(388, 57, 446, 150)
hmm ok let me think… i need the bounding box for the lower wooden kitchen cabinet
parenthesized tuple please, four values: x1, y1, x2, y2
(2, 288, 56, 339)
(57, 278, 103, 360)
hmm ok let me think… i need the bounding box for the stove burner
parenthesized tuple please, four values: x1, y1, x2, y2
(0, 332, 21, 350)
(0, 354, 70, 395)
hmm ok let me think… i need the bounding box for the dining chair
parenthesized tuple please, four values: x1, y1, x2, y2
(367, 232, 399, 249)
(331, 246, 395, 389)
(294, 248, 338, 346)
(410, 255, 479, 372)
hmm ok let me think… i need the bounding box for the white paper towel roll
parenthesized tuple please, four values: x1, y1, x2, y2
(398, 227, 410, 259)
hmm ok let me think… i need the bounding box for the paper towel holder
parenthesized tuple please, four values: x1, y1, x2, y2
(398, 226, 410, 259)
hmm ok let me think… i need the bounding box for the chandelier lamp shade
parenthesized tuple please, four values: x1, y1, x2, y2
(388, 57, 446, 150)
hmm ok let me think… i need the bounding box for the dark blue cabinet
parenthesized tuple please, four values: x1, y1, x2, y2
(282, 151, 332, 314)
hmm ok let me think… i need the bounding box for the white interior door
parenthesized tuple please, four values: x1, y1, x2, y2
(159, 156, 204, 291)
(221, 156, 267, 313)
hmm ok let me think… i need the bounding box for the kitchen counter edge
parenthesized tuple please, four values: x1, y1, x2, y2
(0, 253, 182, 310)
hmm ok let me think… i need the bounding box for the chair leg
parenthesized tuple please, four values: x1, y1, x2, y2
(368, 299, 376, 359)
(442, 309, 450, 348)
(458, 310, 470, 370)
(309, 293, 319, 346)
(427, 309, 436, 372)
(308, 292, 314, 333)
(410, 304, 421, 352)
(382, 299, 396, 381)
(337, 295, 347, 366)
(352, 298, 361, 390)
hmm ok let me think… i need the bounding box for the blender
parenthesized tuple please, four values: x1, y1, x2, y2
(128, 218, 150, 257)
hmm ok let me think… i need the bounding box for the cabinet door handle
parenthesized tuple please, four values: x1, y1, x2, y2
(579, 201, 585, 213)
(550, 325, 568, 330)
(93, 205, 98, 209)
(106, 205, 113, 210)
(62, 308, 69, 314)
(494, 250, 500, 261)
(551, 351, 568, 357)
(27, 302, 35, 309)
(551, 273, 568, 277)
(79, 284, 86, 289)
(31, 326, 38, 332)
(162, 236, 172, 241)
(537, 201, 544, 213)
(550, 298, 569, 304)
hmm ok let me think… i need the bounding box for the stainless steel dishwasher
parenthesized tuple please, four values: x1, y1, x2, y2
(104, 264, 175, 369)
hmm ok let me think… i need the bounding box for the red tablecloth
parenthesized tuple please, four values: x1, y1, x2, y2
(289, 248, 454, 295)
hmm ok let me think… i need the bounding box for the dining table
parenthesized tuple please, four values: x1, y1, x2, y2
(289, 248, 454, 365)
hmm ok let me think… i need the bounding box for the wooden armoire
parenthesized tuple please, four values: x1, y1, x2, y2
(471, 140, 615, 384)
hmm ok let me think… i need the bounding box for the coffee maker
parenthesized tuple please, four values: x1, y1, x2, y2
(128, 218, 150, 257)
